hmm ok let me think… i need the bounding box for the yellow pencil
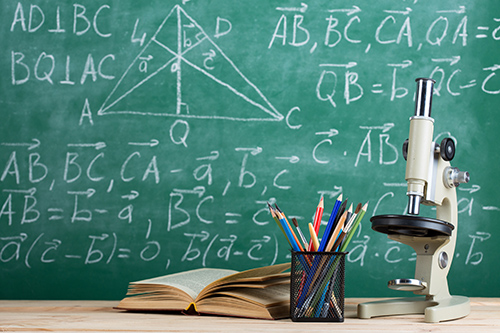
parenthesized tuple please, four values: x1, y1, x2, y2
(308, 223, 320, 251)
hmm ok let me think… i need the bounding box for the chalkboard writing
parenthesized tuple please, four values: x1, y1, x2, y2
(1, 0, 498, 300)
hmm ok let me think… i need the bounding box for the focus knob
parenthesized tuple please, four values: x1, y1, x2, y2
(440, 138, 455, 161)
(402, 139, 409, 161)
(444, 167, 470, 188)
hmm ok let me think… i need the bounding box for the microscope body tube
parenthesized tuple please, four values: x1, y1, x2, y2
(405, 78, 436, 215)
(405, 118, 434, 215)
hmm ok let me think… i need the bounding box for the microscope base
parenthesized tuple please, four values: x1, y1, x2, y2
(358, 295, 470, 323)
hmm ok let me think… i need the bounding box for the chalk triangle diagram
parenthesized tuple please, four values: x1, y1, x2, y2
(98, 5, 283, 122)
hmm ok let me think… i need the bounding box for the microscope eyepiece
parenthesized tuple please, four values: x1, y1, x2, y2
(414, 78, 436, 118)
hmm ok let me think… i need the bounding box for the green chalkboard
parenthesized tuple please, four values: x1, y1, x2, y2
(1, 0, 498, 300)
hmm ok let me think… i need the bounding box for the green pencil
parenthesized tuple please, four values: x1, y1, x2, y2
(339, 201, 368, 252)
(268, 202, 291, 247)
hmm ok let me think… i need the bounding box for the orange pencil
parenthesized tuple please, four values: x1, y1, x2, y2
(308, 197, 324, 251)
(332, 203, 361, 251)
(275, 208, 305, 252)
(268, 203, 290, 247)
(325, 210, 348, 252)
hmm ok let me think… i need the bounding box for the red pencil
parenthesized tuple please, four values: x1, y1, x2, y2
(308, 197, 324, 251)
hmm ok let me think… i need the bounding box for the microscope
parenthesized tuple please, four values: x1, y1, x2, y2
(358, 78, 471, 323)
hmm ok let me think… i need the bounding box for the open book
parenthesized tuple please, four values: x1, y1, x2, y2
(116, 263, 291, 320)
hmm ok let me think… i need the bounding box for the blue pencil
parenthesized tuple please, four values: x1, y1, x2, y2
(318, 193, 342, 252)
(276, 212, 301, 252)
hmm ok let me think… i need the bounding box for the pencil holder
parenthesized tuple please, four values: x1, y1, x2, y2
(290, 251, 346, 322)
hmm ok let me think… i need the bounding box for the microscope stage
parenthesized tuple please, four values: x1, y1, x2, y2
(370, 214, 454, 237)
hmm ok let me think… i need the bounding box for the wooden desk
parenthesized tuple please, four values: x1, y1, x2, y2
(1, 298, 499, 332)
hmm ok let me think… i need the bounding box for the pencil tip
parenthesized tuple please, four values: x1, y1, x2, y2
(338, 193, 343, 200)
(268, 207, 276, 218)
(274, 203, 282, 213)
(355, 203, 362, 214)
(292, 218, 298, 227)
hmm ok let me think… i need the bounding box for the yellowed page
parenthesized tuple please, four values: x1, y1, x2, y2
(116, 294, 190, 311)
(129, 268, 237, 300)
(196, 263, 290, 301)
(215, 276, 290, 289)
(201, 284, 290, 307)
(196, 284, 290, 319)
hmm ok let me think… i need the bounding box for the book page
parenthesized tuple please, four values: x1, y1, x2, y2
(204, 284, 290, 307)
(130, 268, 238, 299)
(217, 276, 290, 289)
(196, 284, 290, 319)
(196, 263, 290, 301)
(116, 294, 190, 311)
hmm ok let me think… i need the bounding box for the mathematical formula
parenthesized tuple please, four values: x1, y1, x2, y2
(0, 126, 491, 269)
(9, 3, 500, 110)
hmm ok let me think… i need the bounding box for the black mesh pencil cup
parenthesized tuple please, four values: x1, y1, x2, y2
(290, 251, 346, 322)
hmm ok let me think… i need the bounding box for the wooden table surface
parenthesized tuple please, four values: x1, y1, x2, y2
(1, 298, 499, 332)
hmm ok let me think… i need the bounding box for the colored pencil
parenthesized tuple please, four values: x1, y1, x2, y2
(340, 202, 369, 252)
(313, 197, 324, 234)
(325, 210, 347, 252)
(268, 203, 286, 235)
(296, 209, 346, 312)
(345, 203, 353, 227)
(341, 203, 362, 241)
(308, 223, 320, 251)
(308, 197, 324, 251)
(332, 203, 359, 252)
(332, 199, 348, 229)
(318, 193, 342, 252)
(268, 203, 291, 247)
(276, 211, 301, 252)
(275, 205, 304, 252)
(322, 198, 348, 249)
